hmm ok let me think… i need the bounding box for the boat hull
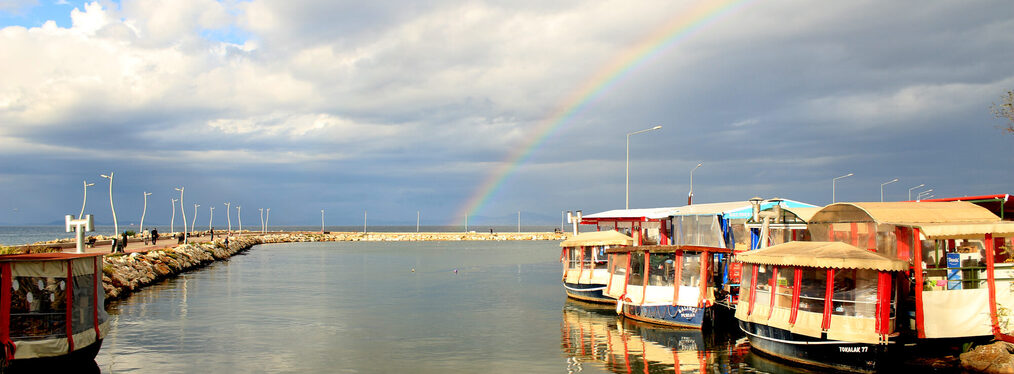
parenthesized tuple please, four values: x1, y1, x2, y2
(622, 303, 706, 328)
(7, 338, 103, 372)
(562, 282, 613, 304)
(739, 320, 886, 373)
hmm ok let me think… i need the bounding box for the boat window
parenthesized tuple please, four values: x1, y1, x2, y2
(754, 265, 774, 313)
(628, 252, 645, 286)
(567, 248, 580, 269)
(831, 269, 878, 317)
(680, 253, 702, 287)
(740, 264, 753, 304)
(773, 267, 795, 311)
(673, 215, 724, 248)
(10, 275, 68, 340)
(798, 268, 827, 314)
(594, 246, 608, 264)
(72, 274, 96, 334)
(582, 247, 594, 267)
(611, 254, 627, 276)
(648, 253, 676, 287)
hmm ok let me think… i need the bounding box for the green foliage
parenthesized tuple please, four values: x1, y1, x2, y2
(125, 230, 137, 236)
(0, 245, 61, 255)
(993, 90, 1014, 134)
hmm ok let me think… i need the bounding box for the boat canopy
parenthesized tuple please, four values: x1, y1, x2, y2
(560, 231, 634, 247)
(808, 202, 1000, 225)
(736, 241, 908, 272)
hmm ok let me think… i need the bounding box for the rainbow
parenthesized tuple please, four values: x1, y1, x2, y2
(453, 0, 754, 225)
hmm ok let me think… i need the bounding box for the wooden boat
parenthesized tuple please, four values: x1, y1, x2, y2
(0, 252, 109, 370)
(734, 241, 907, 372)
(560, 231, 633, 303)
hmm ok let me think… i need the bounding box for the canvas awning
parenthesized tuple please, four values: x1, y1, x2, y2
(808, 202, 1000, 225)
(735, 241, 908, 271)
(912, 222, 1014, 239)
(560, 230, 634, 247)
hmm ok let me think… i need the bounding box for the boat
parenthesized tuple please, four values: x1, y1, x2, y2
(560, 231, 633, 303)
(734, 241, 908, 372)
(0, 252, 109, 370)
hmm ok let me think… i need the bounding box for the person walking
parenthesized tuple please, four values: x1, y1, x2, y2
(152, 228, 159, 245)
(120, 232, 128, 253)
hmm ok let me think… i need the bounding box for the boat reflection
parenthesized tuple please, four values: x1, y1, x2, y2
(561, 299, 723, 374)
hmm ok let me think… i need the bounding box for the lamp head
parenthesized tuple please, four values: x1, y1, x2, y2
(890, 178, 898, 183)
(846, 173, 854, 177)
(100, 174, 110, 179)
(651, 125, 662, 130)
(85, 182, 95, 187)
(144, 192, 152, 196)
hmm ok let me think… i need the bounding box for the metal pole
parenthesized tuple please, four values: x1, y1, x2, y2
(625, 126, 661, 209)
(175, 187, 186, 244)
(224, 202, 231, 232)
(101, 173, 117, 235)
(80, 180, 94, 219)
(140, 192, 151, 236)
(416, 211, 420, 233)
(518, 211, 521, 233)
(880, 178, 898, 202)
(832, 173, 853, 203)
(908, 184, 925, 200)
(237, 206, 242, 233)
(321, 209, 325, 233)
(191, 203, 199, 236)
(266, 208, 270, 233)
(364, 210, 367, 233)
(259, 208, 264, 234)
(689, 162, 702, 205)
(171, 198, 177, 233)
(209, 206, 214, 231)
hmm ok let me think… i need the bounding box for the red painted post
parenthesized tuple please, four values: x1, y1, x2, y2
(913, 227, 925, 338)
(986, 233, 1001, 337)
(822, 268, 834, 330)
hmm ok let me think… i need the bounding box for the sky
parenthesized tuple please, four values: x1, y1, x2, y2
(1, 0, 1012, 228)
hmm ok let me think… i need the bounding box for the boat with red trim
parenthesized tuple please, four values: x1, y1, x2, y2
(560, 231, 633, 303)
(0, 252, 109, 370)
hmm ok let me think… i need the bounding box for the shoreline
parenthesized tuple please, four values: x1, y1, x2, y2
(101, 231, 567, 302)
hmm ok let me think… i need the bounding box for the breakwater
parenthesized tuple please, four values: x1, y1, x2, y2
(101, 231, 567, 301)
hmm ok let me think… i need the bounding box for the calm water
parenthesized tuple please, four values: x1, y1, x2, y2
(91, 241, 809, 373)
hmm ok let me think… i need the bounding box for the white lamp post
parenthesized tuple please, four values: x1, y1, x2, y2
(79, 180, 95, 219)
(321, 209, 325, 233)
(223, 202, 231, 232)
(259, 208, 264, 234)
(880, 178, 898, 202)
(364, 210, 368, 233)
(626, 125, 662, 209)
(416, 211, 420, 233)
(908, 184, 925, 200)
(236, 206, 242, 233)
(140, 192, 152, 236)
(175, 187, 186, 244)
(100, 173, 117, 235)
(265, 208, 270, 233)
(832, 173, 854, 203)
(191, 203, 199, 236)
(209, 206, 215, 231)
(171, 198, 177, 233)
(917, 189, 934, 200)
(688, 162, 702, 205)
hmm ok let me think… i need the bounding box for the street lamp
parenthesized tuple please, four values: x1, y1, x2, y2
(265, 208, 270, 233)
(223, 202, 231, 232)
(880, 178, 898, 202)
(688, 162, 703, 205)
(321, 209, 325, 233)
(917, 189, 934, 200)
(626, 125, 662, 209)
(140, 192, 152, 236)
(259, 208, 264, 234)
(79, 180, 95, 219)
(191, 203, 200, 236)
(100, 173, 117, 235)
(908, 184, 925, 200)
(209, 206, 215, 231)
(832, 173, 854, 203)
(236, 206, 242, 233)
(175, 187, 186, 244)
(171, 198, 177, 233)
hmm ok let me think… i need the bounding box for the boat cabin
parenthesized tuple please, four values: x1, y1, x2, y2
(806, 202, 1014, 342)
(560, 231, 633, 303)
(0, 252, 108, 368)
(734, 241, 907, 372)
(581, 207, 681, 246)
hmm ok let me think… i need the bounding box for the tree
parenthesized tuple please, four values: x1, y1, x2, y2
(993, 90, 1014, 134)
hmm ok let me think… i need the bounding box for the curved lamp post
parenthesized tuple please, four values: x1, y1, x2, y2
(236, 206, 242, 233)
(321, 209, 325, 233)
(626, 125, 662, 209)
(140, 192, 152, 236)
(209, 206, 215, 231)
(688, 162, 703, 205)
(79, 180, 95, 219)
(100, 173, 117, 235)
(832, 173, 853, 203)
(223, 202, 231, 232)
(191, 203, 200, 236)
(175, 187, 186, 244)
(265, 208, 270, 233)
(259, 208, 264, 234)
(880, 178, 898, 202)
(917, 189, 934, 200)
(908, 184, 925, 200)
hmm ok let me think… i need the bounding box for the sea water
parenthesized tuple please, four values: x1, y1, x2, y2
(92, 241, 815, 373)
